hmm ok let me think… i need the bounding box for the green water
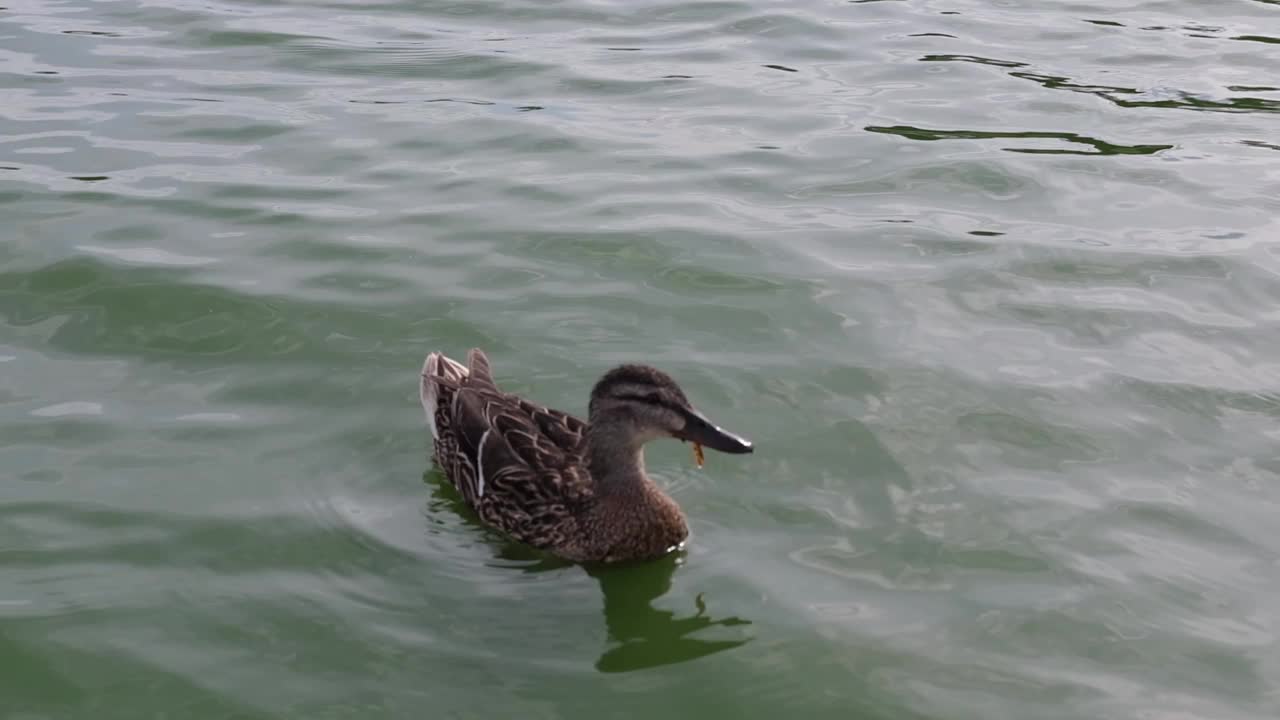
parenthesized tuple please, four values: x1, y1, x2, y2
(3, 0, 1280, 717)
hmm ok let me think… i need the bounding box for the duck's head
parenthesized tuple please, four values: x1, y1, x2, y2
(588, 364, 754, 460)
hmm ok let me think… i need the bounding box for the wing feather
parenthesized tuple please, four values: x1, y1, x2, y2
(425, 353, 594, 551)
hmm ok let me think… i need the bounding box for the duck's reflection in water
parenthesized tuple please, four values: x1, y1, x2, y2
(589, 554, 751, 673)
(425, 476, 752, 673)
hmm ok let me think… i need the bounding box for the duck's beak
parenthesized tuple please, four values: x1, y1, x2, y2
(677, 408, 754, 455)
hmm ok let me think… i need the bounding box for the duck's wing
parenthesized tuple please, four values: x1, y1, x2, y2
(460, 347, 588, 453)
(514, 396, 587, 449)
(429, 349, 593, 550)
(455, 388, 594, 549)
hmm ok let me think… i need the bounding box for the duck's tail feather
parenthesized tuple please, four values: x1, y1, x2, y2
(420, 351, 469, 439)
(466, 347, 496, 387)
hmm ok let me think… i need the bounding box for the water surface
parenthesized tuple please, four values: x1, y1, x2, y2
(3, 0, 1280, 718)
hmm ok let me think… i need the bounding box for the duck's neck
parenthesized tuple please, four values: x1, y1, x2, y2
(585, 416, 650, 493)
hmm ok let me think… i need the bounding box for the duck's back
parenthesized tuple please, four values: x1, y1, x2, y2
(421, 350, 595, 554)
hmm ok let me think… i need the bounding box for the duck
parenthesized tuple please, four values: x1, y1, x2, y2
(419, 348, 753, 564)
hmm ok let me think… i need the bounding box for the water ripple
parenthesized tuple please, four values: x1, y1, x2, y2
(5, 0, 1280, 716)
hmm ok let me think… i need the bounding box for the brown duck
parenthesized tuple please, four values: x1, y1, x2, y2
(419, 349, 753, 563)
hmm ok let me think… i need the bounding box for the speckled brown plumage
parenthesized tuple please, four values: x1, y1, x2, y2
(419, 348, 753, 564)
